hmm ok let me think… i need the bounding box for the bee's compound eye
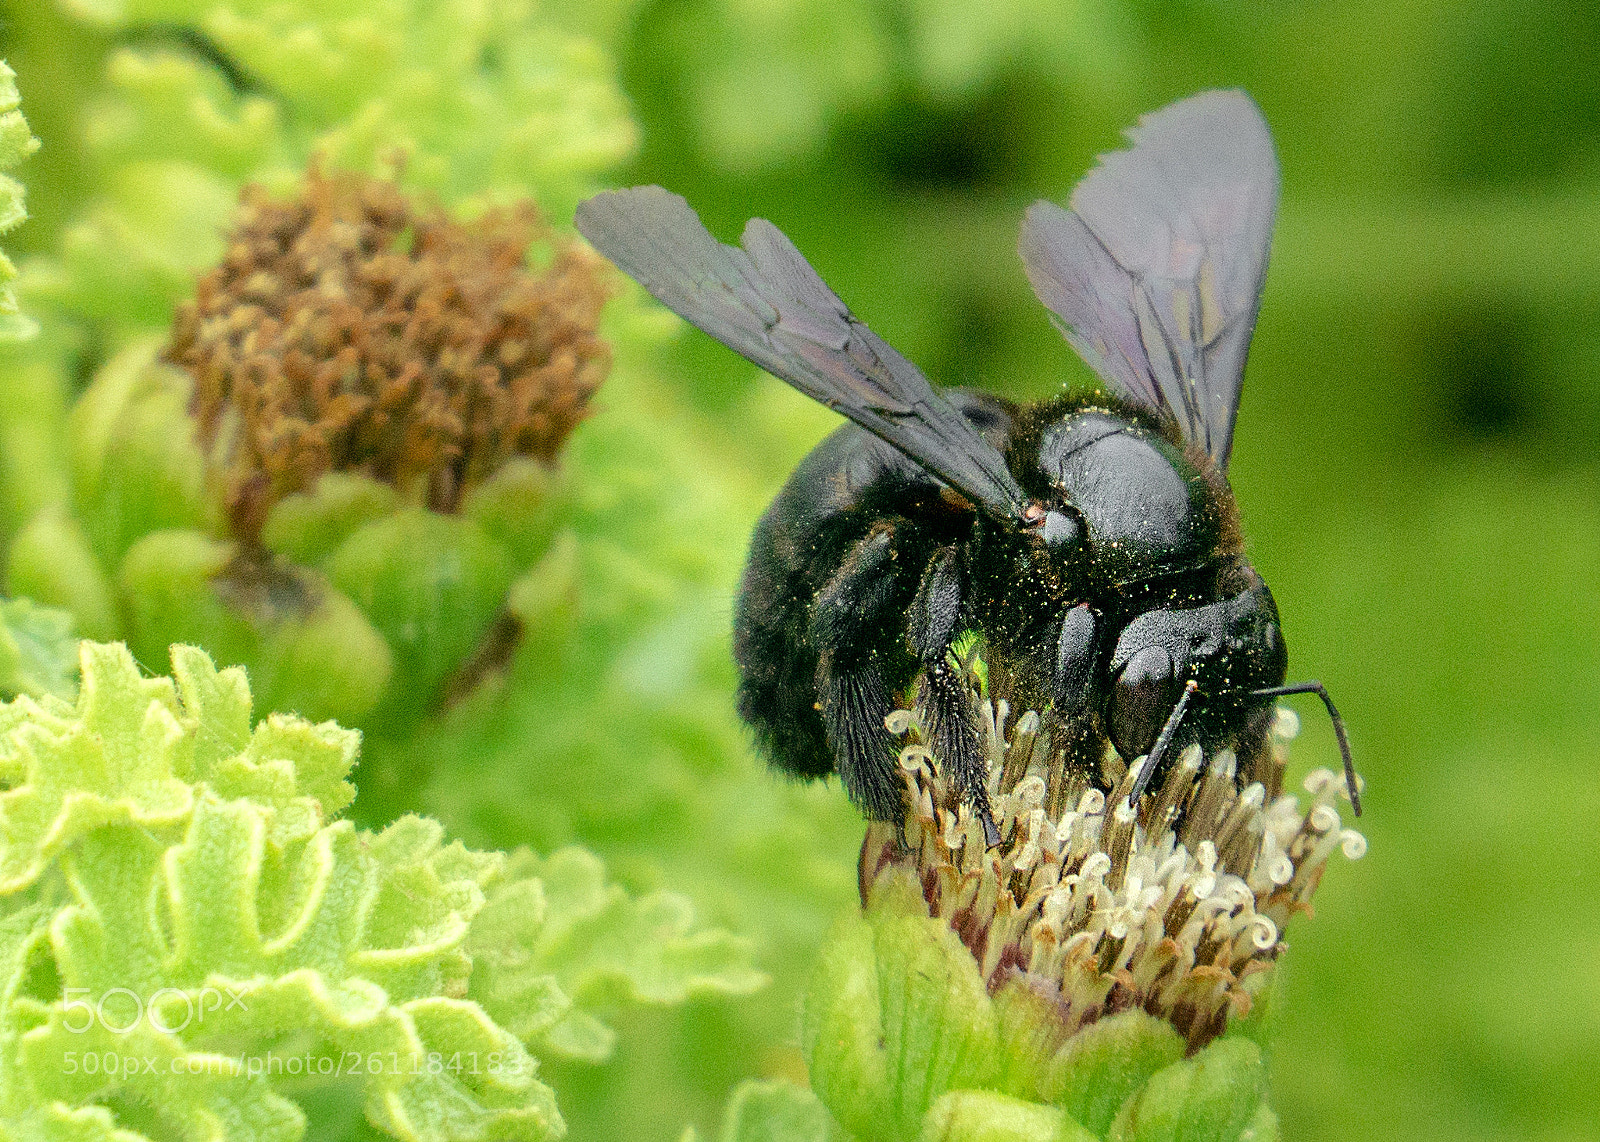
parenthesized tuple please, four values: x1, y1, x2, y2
(1109, 645, 1180, 762)
(1041, 509, 1082, 551)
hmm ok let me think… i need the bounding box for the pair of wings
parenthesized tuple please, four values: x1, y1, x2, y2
(574, 90, 1279, 525)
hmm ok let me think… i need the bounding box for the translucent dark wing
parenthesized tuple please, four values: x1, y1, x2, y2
(1019, 90, 1279, 471)
(576, 186, 1030, 523)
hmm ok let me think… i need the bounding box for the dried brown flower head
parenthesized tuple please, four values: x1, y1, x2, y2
(861, 660, 1366, 1055)
(168, 169, 611, 541)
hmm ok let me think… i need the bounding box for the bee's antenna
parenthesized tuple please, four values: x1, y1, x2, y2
(1125, 679, 1199, 810)
(1251, 680, 1360, 816)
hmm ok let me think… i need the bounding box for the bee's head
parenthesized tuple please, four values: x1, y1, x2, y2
(1105, 562, 1287, 764)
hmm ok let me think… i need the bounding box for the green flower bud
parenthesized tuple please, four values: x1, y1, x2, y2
(807, 661, 1366, 1140)
(40, 168, 611, 731)
(166, 170, 608, 545)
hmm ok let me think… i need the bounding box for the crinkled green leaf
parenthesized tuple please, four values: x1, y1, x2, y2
(0, 60, 39, 342)
(0, 597, 79, 701)
(36, 0, 635, 342)
(12, 805, 558, 1142)
(0, 642, 192, 892)
(0, 644, 562, 1140)
(169, 644, 358, 830)
(0, 640, 769, 1140)
(468, 846, 765, 1064)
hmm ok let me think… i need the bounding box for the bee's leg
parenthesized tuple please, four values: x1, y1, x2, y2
(909, 547, 1000, 847)
(812, 524, 923, 826)
(1052, 603, 1099, 716)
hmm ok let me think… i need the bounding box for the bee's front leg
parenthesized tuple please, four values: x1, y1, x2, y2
(908, 547, 1000, 847)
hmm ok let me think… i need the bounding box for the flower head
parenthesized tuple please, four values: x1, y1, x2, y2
(806, 653, 1366, 1140)
(865, 677, 1366, 1054)
(168, 169, 612, 541)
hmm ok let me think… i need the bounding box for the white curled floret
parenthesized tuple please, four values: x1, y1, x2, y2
(1246, 913, 1278, 951)
(899, 744, 934, 772)
(1079, 851, 1112, 883)
(1303, 767, 1342, 803)
(1252, 830, 1295, 888)
(1309, 803, 1342, 834)
(1012, 774, 1046, 806)
(1217, 876, 1254, 912)
(1189, 839, 1219, 900)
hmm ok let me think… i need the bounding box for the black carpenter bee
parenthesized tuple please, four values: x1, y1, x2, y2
(576, 90, 1356, 846)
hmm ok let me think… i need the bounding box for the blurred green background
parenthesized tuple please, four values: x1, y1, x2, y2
(4, 1, 1600, 1140)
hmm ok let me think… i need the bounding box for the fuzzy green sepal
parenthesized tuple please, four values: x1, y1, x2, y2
(119, 531, 394, 724)
(922, 1090, 1094, 1142)
(322, 509, 519, 720)
(259, 474, 402, 570)
(803, 881, 1279, 1142)
(801, 887, 999, 1142)
(67, 338, 214, 569)
(1104, 1038, 1270, 1142)
(1039, 1012, 1187, 1137)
